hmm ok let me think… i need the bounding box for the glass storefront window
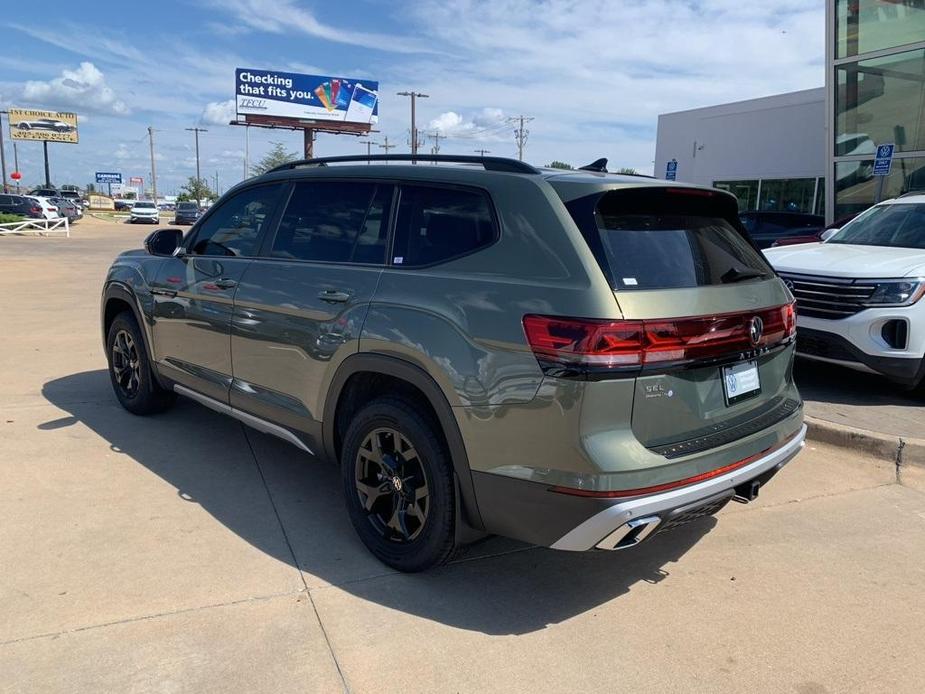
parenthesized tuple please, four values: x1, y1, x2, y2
(837, 0, 925, 59)
(757, 178, 816, 213)
(815, 177, 826, 217)
(834, 155, 925, 219)
(713, 180, 758, 211)
(836, 48, 925, 153)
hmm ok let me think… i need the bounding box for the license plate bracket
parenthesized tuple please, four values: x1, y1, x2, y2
(723, 360, 761, 405)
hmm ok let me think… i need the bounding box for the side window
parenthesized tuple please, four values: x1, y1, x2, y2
(0, 195, 12, 206)
(392, 186, 496, 266)
(188, 183, 284, 257)
(270, 181, 391, 264)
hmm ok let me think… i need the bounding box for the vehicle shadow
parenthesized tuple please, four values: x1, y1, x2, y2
(795, 360, 923, 407)
(42, 370, 718, 636)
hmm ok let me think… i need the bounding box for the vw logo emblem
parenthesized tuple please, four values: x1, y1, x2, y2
(749, 316, 764, 346)
(783, 278, 795, 293)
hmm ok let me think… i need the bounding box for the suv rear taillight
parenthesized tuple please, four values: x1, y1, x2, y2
(523, 303, 795, 376)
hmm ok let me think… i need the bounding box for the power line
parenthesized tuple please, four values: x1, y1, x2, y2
(508, 115, 534, 161)
(396, 91, 429, 161)
(378, 136, 396, 157)
(474, 148, 491, 157)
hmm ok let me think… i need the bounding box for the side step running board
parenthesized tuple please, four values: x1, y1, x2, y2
(174, 384, 314, 455)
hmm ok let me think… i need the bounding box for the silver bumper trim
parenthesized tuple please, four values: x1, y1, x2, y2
(550, 424, 806, 552)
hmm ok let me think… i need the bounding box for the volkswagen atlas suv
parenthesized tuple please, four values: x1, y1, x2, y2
(765, 193, 925, 388)
(100, 154, 805, 572)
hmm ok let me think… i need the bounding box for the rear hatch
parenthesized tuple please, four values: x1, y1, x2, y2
(557, 185, 797, 454)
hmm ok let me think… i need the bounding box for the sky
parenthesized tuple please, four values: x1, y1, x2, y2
(1, 0, 824, 195)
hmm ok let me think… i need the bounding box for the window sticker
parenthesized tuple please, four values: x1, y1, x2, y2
(393, 256, 404, 264)
(623, 277, 638, 286)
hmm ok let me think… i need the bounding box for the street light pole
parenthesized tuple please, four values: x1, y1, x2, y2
(396, 91, 429, 162)
(148, 126, 158, 204)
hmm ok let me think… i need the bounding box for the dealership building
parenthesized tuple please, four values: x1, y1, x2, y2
(655, 0, 925, 224)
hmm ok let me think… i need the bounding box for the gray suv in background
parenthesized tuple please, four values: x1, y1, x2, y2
(101, 154, 805, 571)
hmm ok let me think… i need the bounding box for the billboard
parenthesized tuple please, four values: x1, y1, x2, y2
(235, 68, 379, 125)
(9, 108, 78, 144)
(129, 176, 144, 186)
(96, 172, 122, 183)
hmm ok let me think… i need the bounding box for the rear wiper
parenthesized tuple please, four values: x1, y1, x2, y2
(721, 267, 768, 284)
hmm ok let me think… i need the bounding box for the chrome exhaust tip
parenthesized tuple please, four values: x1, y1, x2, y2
(595, 515, 662, 551)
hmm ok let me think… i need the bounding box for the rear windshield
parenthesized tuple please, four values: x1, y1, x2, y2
(566, 189, 772, 291)
(178, 202, 198, 210)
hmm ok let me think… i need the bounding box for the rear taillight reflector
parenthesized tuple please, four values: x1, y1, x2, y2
(523, 303, 795, 375)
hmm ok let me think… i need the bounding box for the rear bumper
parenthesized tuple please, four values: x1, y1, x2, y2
(472, 424, 805, 551)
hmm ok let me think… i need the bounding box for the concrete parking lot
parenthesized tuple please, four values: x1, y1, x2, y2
(2, 219, 925, 693)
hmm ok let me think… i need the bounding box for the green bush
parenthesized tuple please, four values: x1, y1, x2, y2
(0, 213, 24, 224)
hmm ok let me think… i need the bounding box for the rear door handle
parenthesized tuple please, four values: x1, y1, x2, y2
(214, 279, 238, 290)
(318, 290, 351, 303)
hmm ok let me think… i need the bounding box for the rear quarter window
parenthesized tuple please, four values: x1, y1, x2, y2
(391, 185, 496, 267)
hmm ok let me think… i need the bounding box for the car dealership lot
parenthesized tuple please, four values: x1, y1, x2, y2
(2, 220, 925, 693)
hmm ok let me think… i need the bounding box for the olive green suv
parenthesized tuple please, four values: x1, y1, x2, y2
(101, 154, 805, 571)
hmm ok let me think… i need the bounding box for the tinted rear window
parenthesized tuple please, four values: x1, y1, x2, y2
(566, 190, 772, 290)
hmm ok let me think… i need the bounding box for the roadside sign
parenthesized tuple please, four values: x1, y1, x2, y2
(96, 172, 122, 184)
(666, 159, 678, 181)
(8, 108, 79, 144)
(873, 144, 894, 176)
(129, 176, 143, 186)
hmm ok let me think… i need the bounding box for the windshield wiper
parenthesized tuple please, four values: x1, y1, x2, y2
(721, 267, 768, 284)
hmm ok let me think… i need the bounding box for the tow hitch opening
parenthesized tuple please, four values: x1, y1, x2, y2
(733, 480, 761, 504)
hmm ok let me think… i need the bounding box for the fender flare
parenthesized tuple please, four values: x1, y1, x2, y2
(323, 353, 485, 531)
(101, 281, 159, 375)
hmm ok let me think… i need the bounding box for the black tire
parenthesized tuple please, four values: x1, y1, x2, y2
(106, 311, 175, 415)
(341, 397, 456, 572)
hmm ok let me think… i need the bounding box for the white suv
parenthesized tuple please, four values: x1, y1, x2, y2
(764, 194, 925, 388)
(129, 200, 160, 224)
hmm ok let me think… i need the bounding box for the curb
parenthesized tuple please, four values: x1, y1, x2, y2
(805, 415, 925, 468)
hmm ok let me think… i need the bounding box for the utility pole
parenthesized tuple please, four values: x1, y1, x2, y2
(396, 91, 429, 162)
(508, 115, 534, 161)
(12, 142, 19, 194)
(379, 136, 395, 162)
(213, 171, 220, 197)
(147, 126, 158, 204)
(244, 124, 250, 179)
(0, 110, 8, 193)
(428, 131, 443, 156)
(358, 139, 378, 163)
(185, 127, 208, 184)
(474, 148, 491, 157)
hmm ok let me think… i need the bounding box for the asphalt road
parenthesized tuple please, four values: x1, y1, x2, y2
(2, 220, 925, 693)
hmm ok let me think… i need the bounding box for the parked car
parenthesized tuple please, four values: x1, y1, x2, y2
(101, 154, 805, 571)
(0, 194, 44, 219)
(17, 118, 75, 133)
(49, 197, 81, 223)
(771, 213, 862, 248)
(59, 189, 83, 205)
(30, 187, 59, 199)
(765, 193, 925, 388)
(739, 211, 825, 249)
(26, 196, 60, 220)
(114, 200, 135, 212)
(129, 200, 159, 224)
(173, 201, 200, 225)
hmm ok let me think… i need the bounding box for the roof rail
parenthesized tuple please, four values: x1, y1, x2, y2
(264, 153, 540, 175)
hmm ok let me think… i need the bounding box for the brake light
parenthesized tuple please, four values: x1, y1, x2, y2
(523, 303, 795, 375)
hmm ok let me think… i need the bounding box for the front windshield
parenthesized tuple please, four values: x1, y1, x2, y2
(135, 202, 155, 209)
(830, 203, 925, 248)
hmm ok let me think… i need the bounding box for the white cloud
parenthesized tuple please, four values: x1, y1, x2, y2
(210, 0, 440, 54)
(428, 108, 508, 140)
(201, 99, 236, 126)
(22, 62, 129, 116)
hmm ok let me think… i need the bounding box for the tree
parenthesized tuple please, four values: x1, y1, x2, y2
(547, 160, 574, 170)
(251, 141, 299, 176)
(178, 176, 216, 203)
(616, 167, 639, 175)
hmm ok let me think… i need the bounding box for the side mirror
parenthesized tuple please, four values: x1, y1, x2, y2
(820, 228, 839, 242)
(144, 228, 183, 256)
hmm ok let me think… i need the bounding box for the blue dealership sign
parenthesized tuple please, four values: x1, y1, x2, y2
(235, 68, 379, 125)
(666, 159, 678, 181)
(96, 171, 122, 183)
(873, 143, 894, 176)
